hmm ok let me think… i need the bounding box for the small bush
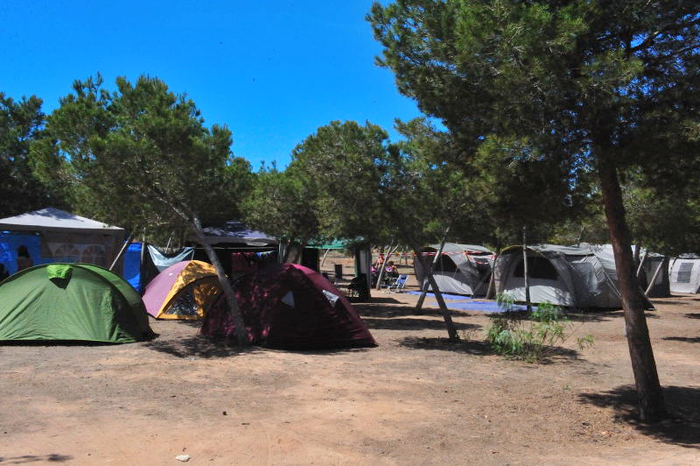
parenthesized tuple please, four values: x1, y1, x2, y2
(486, 293, 593, 363)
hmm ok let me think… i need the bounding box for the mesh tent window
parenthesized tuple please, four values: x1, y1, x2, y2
(438, 255, 459, 273)
(514, 256, 558, 280)
(677, 262, 694, 284)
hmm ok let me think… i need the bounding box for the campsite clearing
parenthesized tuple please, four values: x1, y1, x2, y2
(1, 266, 699, 464)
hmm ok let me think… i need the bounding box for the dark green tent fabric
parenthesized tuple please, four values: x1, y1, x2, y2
(0, 263, 153, 343)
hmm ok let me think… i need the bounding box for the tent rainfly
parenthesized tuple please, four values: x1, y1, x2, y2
(0, 263, 153, 343)
(414, 243, 494, 296)
(669, 255, 700, 294)
(142, 260, 223, 320)
(202, 263, 377, 349)
(493, 244, 653, 309)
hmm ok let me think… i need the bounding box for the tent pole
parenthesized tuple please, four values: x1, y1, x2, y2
(523, 227, 532, 313)
(109, 234, 133, 272)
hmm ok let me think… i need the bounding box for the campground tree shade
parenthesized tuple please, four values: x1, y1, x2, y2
(29, 74, 250, 345)
(369, 0, 700, 421)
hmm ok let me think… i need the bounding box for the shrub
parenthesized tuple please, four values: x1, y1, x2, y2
(486, 293, 593, 363)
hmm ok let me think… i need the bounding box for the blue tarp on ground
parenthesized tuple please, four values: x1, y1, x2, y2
(0, 231, 51, 276)
(123, 242, 142, 292)
(406, 291, 533, 313)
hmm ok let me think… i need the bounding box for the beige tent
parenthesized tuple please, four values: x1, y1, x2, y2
(0, 208, 125, 269)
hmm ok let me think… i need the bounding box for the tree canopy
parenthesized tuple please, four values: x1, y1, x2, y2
(0, 93, 61, 217)
(30, 75, 251, 240)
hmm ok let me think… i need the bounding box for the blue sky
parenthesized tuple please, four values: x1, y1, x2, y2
(0, 0, 424, 169)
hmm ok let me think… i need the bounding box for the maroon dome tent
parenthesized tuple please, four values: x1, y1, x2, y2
(202, 263, 376, 350)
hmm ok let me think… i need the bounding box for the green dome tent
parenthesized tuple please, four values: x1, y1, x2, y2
(0, 263, 153, 343)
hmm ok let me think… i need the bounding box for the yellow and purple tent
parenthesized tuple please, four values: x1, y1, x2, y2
(142, 260, 222, 320)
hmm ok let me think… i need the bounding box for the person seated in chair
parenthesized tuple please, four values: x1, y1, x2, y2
(383, 261, 399, 287)
(348, 273, 370, 301)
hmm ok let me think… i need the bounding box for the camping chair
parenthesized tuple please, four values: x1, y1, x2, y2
(388, 274, 408, 293)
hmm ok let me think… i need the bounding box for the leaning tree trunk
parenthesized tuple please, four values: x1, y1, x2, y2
(412, 239, 458, 341)
(192, 215, 249, 345)
(598, 156, 665, 421)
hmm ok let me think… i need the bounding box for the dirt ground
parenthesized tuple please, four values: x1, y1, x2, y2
(1, 260, 700, 465)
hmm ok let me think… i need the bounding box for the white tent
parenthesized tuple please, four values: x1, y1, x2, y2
(0, 208, 124, 269)
(493, 244, 628, 309)
(669, 255, 700, 294)
(414, 243, 494, 296)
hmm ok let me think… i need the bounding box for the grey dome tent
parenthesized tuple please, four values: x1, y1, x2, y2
(414, 243, 494, 296)
(493, 244, 654, 309)
(669, 255, 700, 294)
(584, 244, 669, 298)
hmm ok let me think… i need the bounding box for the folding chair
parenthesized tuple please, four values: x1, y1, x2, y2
(388, 274, 408, 293)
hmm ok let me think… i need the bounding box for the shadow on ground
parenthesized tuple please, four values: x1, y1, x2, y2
(399, 336, 491, 355)
(362, 317, 478, 331)
(355, 304, 470, 318)
(663, 336, 700, 344)
(143, 335, 259, 359)
(398, 336, 583, 364)
(0, 454, 72, 463)
(685, 313, 700, 320)
(366, 297, 403, 304)
(579, 385, 700, 447)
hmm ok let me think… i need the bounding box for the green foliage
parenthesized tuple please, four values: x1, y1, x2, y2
(369, 0, 700, 247)
(487, 296, 593, 363)
(390, 118, 496, 246)
(242, 164, 319, 245)
(30, 74, 251, 239)
(286, 120, 395, 244)
(0, 93, 63, 217)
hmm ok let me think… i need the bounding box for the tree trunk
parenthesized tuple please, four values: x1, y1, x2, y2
(416, 227, 450, 310)
(375, 240, 394, 290)
(192, 215, 249, 345)
(636, 250, 648, 279)
(522, 227, 532, 313)
(109, 234, 133, 272)
(644, 259, 665, 296)
(320, 248, 331, 269)
(413, 245, 458, 340)
(598, 157, 665, 421)
(485, 252, 498, 299)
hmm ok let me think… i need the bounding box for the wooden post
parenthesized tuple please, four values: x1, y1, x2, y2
(522, 227, 532, 313)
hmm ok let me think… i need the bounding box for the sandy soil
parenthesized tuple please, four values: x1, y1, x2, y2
(1, 261, 699, 465)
